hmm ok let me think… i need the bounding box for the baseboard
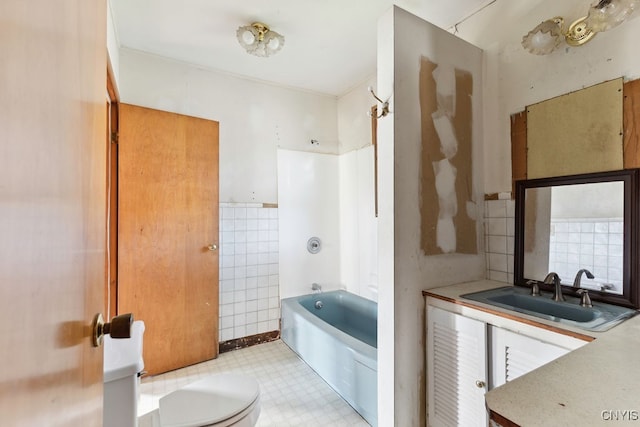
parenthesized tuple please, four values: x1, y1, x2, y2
(219, 330, 281, 353)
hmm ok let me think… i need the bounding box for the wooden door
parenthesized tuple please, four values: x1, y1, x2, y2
(118, 104, 219, 375)
(107, 67, 120, 319)
(0, 1, 106, 426)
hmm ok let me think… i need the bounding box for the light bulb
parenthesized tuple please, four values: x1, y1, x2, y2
(267, 37, 280, 50)
(522, 18, 564, 55)
(241, 30, 255, 45)
(586, 0, 637, 32)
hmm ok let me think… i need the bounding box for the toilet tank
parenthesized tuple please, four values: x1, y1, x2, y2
(104, 320, 145, 427)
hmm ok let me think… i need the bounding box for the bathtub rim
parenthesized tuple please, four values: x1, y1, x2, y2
(280, 290, 377, 369)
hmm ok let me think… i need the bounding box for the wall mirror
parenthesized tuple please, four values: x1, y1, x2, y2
(514, 169, 639, 308)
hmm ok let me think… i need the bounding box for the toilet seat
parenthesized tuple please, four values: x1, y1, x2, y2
(158, 374, 260, 427)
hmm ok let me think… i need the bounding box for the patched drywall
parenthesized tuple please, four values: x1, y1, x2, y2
(419, 57, 476, 255)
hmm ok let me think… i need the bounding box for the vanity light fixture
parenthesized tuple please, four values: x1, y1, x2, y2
(522, 0, 639, 55)
(236, 22, 285, 57)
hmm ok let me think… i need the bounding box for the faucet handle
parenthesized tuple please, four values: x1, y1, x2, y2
(577, 289, 593, 308)
(529, 281, 541, 296)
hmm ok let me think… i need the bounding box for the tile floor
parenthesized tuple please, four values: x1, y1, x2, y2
(138, 340, 370, 427)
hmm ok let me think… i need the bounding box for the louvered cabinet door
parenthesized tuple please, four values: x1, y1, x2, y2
(490, 326, 569, 388)
(427, 306, 488, 427)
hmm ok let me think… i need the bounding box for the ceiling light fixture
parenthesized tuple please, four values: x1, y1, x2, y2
(236, 22, 284, 58)
(522, 0, 638, 55)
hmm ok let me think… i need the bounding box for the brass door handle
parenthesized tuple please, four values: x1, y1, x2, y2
(92, 313, 133, 347)
(208, 244, 218, 251)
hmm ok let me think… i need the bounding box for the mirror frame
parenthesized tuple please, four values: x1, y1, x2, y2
(514, 169, 640, 309)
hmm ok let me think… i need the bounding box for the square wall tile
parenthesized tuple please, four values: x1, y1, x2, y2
(488, 270, 508, 283)
(506, 200, 515, 218)
(218, 203, 280, 342)
(221, 207, 234, 219)
(486, 200, 506, 218)
(487, 218, 507, 236)
(489, 253, 508, 272)
(488, 235, 507, 254)
(245, 323, 257, 336)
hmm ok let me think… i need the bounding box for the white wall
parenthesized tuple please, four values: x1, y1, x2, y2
(118, 49, 339, 204)
(106, 1, 120, 86)
(339, 146, 378, 301)
(338, 76, 376, 154)
(451, 0, 640, 194)
(376, 8, 396, 426)
(277, 149, 342, 299)
(378, 7, 486, 426)
(552, 182, 624, 219)
(337, 77, 379, 301)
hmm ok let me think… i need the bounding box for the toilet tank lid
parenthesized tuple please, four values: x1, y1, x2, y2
(159, 374, 259, 427)
(104, 320, 145, 382)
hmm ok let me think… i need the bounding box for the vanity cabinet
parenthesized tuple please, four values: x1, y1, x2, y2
(426, 300, 589, 427)
(490, 326, 569, 388)
(427, 305, 488, 427)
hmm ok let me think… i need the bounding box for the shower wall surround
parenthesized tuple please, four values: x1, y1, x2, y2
(218, 202, 280, 342)
(277, 149, 342, 300)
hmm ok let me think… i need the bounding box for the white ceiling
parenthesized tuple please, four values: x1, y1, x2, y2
(109, 0, 496, 97)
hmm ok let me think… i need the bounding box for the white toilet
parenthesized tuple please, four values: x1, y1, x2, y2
(104, 321, 261, 427)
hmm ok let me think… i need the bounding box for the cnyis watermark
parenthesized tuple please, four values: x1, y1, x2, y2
(601, 410, 640, 421)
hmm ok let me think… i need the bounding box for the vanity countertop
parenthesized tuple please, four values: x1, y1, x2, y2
(424, 280, 640, 426)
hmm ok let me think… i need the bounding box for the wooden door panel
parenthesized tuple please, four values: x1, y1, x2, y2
(0, 1, 106, 425)
(107, 67, 119, 319)
(118, 104, 219, 375)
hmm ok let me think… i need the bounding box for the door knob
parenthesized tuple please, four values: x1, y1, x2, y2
(475, 380, 486, 389)
(208, 243, 218, 251)
(92, 313, 133, 347)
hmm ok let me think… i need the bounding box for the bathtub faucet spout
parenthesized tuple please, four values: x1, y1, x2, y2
(311, 283, 322, 293)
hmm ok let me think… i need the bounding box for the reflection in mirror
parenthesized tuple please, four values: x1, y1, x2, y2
(515, 169, 639, 309)
(523, 182, 624, 294)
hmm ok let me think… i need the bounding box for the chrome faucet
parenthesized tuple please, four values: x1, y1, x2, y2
(544, 272, 565, 302)
(311, 283, 322, 293)
(573, 269, 595, 307)
(573, 269, 594, 288)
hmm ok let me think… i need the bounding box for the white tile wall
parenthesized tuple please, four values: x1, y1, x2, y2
(219, 202, 280, 342)
(484, 199, 622, 292)
(549, 218, 623, 292)
(485, 199, 515, 284)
